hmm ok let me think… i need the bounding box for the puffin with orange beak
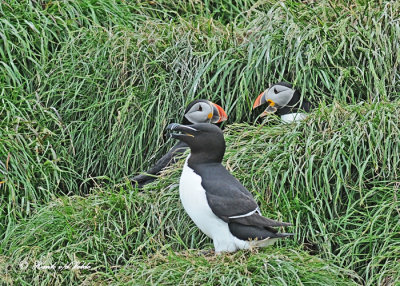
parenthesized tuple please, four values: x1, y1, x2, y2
(253, 82, 312, 123)
(132, 99, 227, 188)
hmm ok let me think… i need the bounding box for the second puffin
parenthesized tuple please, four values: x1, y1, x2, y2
(253, 82, 312, 123)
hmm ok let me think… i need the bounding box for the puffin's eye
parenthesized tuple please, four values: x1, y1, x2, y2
(198, 105, 203, 112)
(273, 88, 278, 94)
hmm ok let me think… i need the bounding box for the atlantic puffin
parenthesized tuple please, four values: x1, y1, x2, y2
(131, 100, 227, 188)
(253, 82, 312, 123)
(166, 123, 293, 253)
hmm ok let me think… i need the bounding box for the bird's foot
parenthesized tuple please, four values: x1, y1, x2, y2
(198, 249, 215, 256)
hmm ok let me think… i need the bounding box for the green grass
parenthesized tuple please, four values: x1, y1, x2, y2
(223, 103, 400, 285)
(0, 180, 360, 285)
(2, 102, 400, 285)
(1, 0, 400, 284)
(118, 249, 360, 285)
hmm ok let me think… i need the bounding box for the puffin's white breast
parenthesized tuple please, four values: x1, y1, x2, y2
(281, 112, 307, 123)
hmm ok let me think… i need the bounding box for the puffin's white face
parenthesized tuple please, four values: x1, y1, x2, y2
(253, 84, 295, 116)
(185, 101, 227, 124)
(185, 101, 213, 124)
(264, 84, 295, 107)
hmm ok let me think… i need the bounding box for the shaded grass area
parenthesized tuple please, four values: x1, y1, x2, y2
(0, 90, 79, 234)
(1, 102, 399, 285)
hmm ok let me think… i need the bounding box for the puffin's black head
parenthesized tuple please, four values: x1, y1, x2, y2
(182, 99, 228, 125)
(253, 82, 312, 117)
(166, 123, 225, 163)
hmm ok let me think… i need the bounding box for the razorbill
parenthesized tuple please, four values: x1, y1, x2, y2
(131, 100, 227, 188)
(253, 82, 312, 123)
(166, 123, 293, 253)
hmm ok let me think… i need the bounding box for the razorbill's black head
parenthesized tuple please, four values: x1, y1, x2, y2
(253, 82, 312, 123)
(166, 122, 293, 253)
(167, 123, 225, 164)
(182, 100, 227, 125)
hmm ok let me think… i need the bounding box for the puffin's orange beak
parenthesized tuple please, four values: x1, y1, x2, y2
(211, 102, 228, 123)
(253, 91, 265, 109)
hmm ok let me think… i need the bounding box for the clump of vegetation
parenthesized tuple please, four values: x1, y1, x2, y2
(0, 176, 360, 286)
(2, 102, 400, 285)
(119, 249, 360, 285)
(1, 0, 399, 284)
(224, 102, 400, 285)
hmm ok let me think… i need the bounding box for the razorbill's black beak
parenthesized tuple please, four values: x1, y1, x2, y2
(166, 123, 199, 140)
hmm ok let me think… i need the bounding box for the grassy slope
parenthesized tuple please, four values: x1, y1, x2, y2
(2, 103, 400, 285)
(1, 0, 400, 285)
(0, 173, 360, 286)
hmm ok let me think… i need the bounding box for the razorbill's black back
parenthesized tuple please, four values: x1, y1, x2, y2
(253, 82, 312, 123)
(167, 123, 293, 253)
(131, 100, 227, 188)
